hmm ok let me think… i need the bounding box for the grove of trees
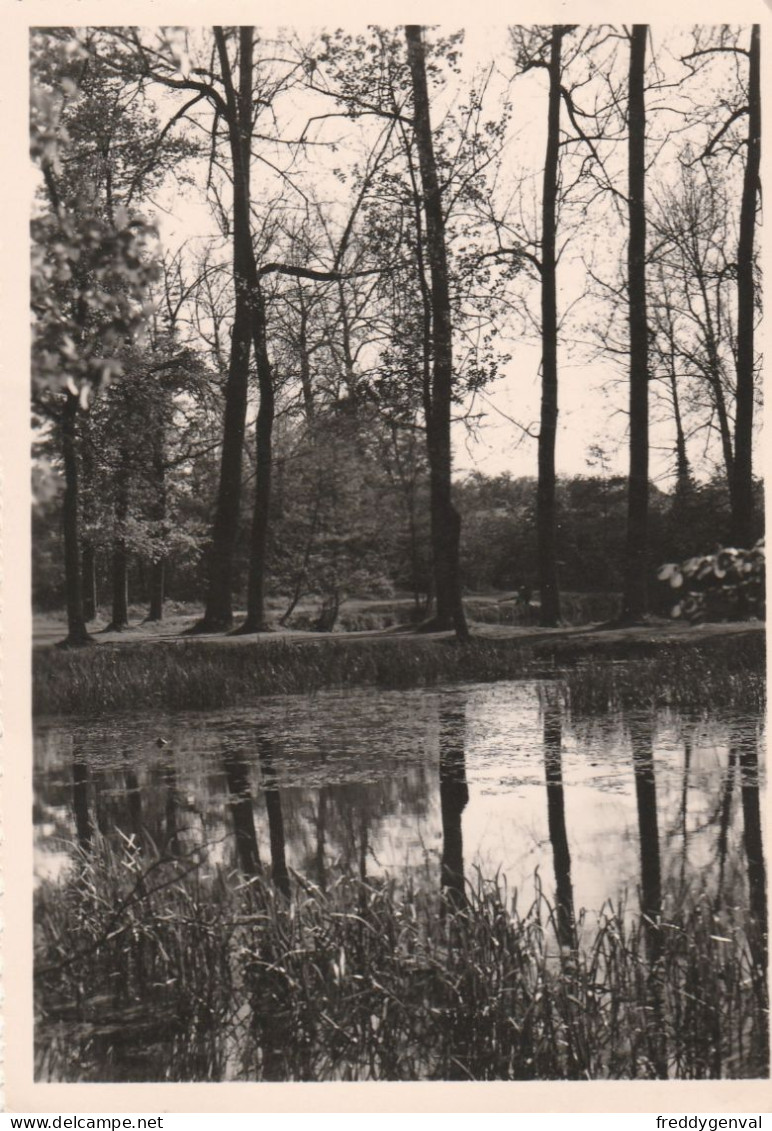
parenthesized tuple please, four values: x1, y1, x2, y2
(30, 24, 763, 645)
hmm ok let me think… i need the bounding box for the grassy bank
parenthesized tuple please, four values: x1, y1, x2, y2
(33, 625, 765, 716)
(35, 839, 767, 1082)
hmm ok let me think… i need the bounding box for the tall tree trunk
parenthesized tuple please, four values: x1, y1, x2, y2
(669, 368, 691, 489)
(405, 25, 469, 642)
(147, 440, 167, 622)
(537, 26, 563, 628)
(81, 543, 97, 621)
(60, 390, 90, 646)
(297, 288, 315, 423)
(621, 25, 650, 623)
(108, 456, 130, 631)
(80, 429, 97, 621)
(195, 26, 254, 633)
(731, 23, 760, 548)
(239, 281, 275, 632)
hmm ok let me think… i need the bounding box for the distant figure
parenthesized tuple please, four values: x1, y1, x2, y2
(518, 583, 532, 608)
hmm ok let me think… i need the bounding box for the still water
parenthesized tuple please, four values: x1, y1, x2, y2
(34, 680, 764, 931)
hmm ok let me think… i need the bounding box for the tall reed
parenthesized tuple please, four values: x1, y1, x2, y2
(35, 839, 767, 1082)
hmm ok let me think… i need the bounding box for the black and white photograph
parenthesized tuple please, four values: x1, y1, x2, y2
(7, 4, 768, 1108)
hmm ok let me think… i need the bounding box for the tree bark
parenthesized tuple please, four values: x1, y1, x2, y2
(238, 280, 275, 633)
(731, 23, 760, 548)
(60, 390, 90, 646)
(537, 27, 563, 627)
(81, 543, 97, 621)
(405, 25, 469, 642)
(621, 25, 650, 623)
(195, 27, 255, 633)
(147, 438, 167, 622)
(108, 456, 130, 631)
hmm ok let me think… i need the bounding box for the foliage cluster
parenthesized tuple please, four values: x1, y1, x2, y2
(658, 538, 765, 623)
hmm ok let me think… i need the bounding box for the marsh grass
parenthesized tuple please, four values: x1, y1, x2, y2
(33, 631, 764, 716)
(35, 839, 768, 1082)
(559, 639, 766, 716)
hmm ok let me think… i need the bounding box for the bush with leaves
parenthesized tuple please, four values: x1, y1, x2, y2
(657, 539, 765, 623)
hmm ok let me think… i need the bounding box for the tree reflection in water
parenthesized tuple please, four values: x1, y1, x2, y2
(223, 752, 261, 878)
(256, 731, 290, 898)
(162, 759, 180, 857)
(541, 691, 576, 950)
(34, 688, 767, 1081)
(123, 762, 143, 844)
(737, 726, 767, 974)
(630, 716, 668, 1078)
(438, 699, 468, 910)
(72, 750, 92, 851)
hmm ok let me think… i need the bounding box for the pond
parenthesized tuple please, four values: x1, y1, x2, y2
(33, 680, 767, 1082)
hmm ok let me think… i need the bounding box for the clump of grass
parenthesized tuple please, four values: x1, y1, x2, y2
(33, 631, 764, 716)
(35, 840, 767, 1082)
(560, 635, 765, 716)
(33, 637, 541, 715)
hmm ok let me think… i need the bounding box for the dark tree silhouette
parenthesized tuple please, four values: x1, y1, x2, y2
(405, 25, 470, 642)
(621, 25, 650, 623)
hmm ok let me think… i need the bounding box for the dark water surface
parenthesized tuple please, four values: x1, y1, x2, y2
(33, 680, 767, 1081)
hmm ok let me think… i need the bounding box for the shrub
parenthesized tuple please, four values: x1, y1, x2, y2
(658, 539, 765, 623)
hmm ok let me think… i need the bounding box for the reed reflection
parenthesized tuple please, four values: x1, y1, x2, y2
(223, 753, 261, 878)
(542, 694, 576, 950)
(439, 701, 468, 909)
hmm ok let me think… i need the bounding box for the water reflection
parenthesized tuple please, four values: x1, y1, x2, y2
(224, 753, 261, 878)
(257, 732, 290, 898)
(72, 753, 92, 850)
(630, 716, 667, 1079)
(737, 728, 767, 966)
(438, 701, 468, 910)
(36, 687, 765, 926)
(34, 682, 767, 1082)
(716, 746, 737, 905)
(162, 760, 180, 857)
(542, 693, 576, 950)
